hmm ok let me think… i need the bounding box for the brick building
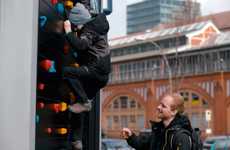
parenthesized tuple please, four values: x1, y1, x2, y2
(102, 11, 230, 138)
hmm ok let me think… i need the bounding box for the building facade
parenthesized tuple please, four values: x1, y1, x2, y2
(102, 20, 230, 138)
(127, 0, 201, 34)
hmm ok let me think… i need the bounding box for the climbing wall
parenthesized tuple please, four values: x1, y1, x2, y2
(36, 0, 69, 150)
(36, 0, 100, 150)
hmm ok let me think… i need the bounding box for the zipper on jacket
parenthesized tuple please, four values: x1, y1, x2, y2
(162, 129, 169, 150)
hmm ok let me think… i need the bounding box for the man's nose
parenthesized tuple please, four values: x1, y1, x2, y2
(157, 105, 161, 110)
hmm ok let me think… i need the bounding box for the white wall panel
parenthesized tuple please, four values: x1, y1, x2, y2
(0, 0, 38, 150)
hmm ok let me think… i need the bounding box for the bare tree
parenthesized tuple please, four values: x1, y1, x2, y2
(169, 0, 201, 91)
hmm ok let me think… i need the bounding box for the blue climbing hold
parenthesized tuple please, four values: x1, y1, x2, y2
(36, 115, 40, 123)
(49, 61, 57, 73)
(55, 3, 65, 15)
(39, 16, 47, 28)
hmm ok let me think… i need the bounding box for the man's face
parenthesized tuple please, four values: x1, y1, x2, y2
(156, 95, 176, 120)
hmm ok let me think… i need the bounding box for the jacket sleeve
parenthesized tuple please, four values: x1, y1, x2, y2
(126, 133, 151, 150)
(173, 133, 191, 150)
(65, 31, 93, 51)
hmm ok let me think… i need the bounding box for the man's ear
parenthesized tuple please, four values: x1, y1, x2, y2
(171, 109, 178, 116)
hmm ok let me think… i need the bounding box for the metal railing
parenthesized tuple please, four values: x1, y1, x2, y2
(108, 65, 230, 84)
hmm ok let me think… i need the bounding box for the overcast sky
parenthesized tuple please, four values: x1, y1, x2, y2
(107, 0, 230, 39)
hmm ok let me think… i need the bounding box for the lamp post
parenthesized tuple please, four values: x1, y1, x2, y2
(150, 64, 160, 88)
(135, 38, 173, 93)
(219, 58, 225, 89)
(219, 58, 228, 135)
(149, 41, 173, 93)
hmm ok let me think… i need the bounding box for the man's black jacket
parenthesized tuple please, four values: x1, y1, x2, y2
(127, 114, 193, 150)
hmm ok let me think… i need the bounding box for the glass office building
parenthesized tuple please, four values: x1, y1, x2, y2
(127, 0, 201, 34)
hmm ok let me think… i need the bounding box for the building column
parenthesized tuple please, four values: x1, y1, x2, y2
(213, 77, 227, 135)
(145, 81, 158, 128)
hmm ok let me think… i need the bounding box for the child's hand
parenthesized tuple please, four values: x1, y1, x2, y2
(64, 20, 71, 33)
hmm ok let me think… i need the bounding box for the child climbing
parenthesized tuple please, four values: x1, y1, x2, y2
(63, 2, 111, 114)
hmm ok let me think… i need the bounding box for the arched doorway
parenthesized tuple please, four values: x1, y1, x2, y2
(180, 91, 212, 134)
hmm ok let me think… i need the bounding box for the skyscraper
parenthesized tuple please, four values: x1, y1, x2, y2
(127, 0, 201, 34)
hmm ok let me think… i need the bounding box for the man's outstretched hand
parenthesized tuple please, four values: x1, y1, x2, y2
(121, 128, 132, 139)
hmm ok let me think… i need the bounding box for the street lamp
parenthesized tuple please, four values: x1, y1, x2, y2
(215, 58, 225, 91)
(135, 38, 173, 93)
(150, 64, 160, 87)
(219, 58, 225, 90)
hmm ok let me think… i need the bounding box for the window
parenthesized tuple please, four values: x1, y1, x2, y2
(202, 99, 209, 107)
(120, 96, 128, 108)
(130, 100, 136, 108)
(113, 100, 119, 109)
(130, 115, 136, 123)
(107, 116, 112, 129)
(121, 115, 128, 128)
(191, 93, 200, 105)
(191, 112, 199, 128)
(106, 96, 145, 131)
(120, 64, 126, 80)
(113, 116, 119, 123)
(201, 112, 208, 129)
(137, 115, 144, 129)
(180, 91, 189, 101)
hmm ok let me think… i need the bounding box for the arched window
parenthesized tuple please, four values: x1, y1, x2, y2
(180, 91, 209, 130)
(105, 96, 145, 131)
